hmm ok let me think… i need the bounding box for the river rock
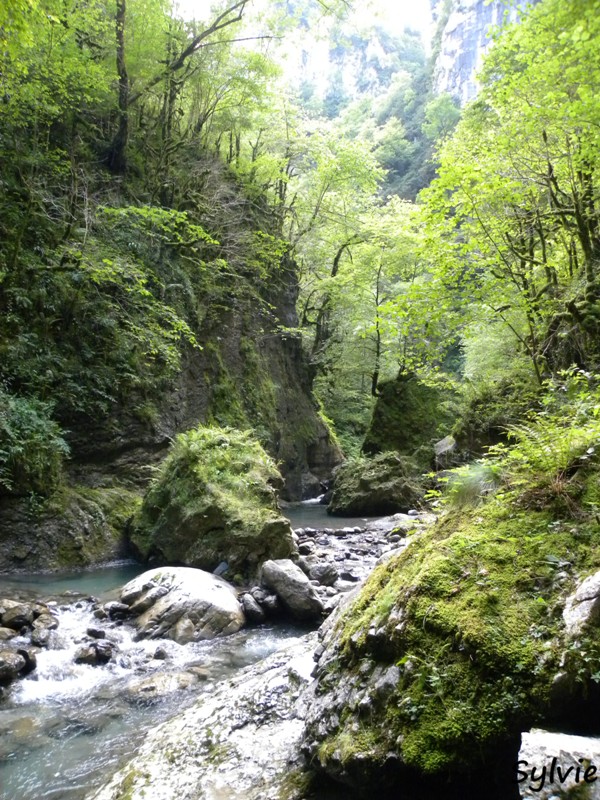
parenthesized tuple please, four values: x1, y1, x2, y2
(120, 567, 245, 643)
(16, 647, 37, 675)
(0, 627, 17, 641)
(2, 603, 34, 631)
(86, 627, 106, 639)
(309, 562, 339, 586)
(519, 728, 600, 799)
(33, 613, 58, 631)
(128, 427, 299, 579)
(103, 601, 130, 621)
(74, 641, 114, 666)
(89, 633, 318, 800)
(260, 559, 323, 620)
(563, 570, 600, 636)
(0, 650, 27, 685)
(124, 671, 199, 705)
(240, 593, 266, 624)
(30, 628, 51, 647)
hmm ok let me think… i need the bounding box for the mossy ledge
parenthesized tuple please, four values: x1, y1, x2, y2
(302, 467, 600, 798)
(0, 485, 140, 572)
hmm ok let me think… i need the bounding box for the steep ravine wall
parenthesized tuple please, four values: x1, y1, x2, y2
(0, 164, 342, 572)
(432, 0, 541, 105)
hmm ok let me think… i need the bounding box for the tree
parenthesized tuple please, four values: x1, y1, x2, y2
(420, 0, 600, 382)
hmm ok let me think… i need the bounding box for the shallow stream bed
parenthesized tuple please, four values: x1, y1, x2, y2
(0, 563, 307, 800)
(0, 503, 391, 800)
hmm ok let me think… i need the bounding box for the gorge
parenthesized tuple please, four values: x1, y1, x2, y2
(2, 0, 600, 798)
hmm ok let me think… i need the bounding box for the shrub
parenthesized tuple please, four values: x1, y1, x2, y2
(0, 390, 69, 496)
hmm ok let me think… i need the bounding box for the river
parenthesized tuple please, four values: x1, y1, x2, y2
(0, 504, 351, 800)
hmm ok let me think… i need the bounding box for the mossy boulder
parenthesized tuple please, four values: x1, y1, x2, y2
(327, 452, 424, 516)
(129, 426, 296, 578)
(303, 466, 600, 797)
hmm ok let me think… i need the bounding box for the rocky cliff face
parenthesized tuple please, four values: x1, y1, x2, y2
(0, 159, 342, 572)
(432, 0, 540, 105)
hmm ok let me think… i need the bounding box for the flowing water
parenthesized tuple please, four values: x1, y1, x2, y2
(282, 498, 378, 530)
(0, 503, 373, 800)
(0, 564, 308, 800)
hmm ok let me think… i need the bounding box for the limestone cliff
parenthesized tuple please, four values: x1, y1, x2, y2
(432, 0, 540, 105)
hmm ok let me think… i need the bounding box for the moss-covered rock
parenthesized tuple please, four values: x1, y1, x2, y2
(0, 485, 138, 572)
(129, 426, 296, 578)
(303, 465, 600, 796)
(362, 373, 456, 463)
(327, 453, 424, 516)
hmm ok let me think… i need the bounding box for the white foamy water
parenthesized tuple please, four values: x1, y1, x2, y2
(0, 569, 305, 800)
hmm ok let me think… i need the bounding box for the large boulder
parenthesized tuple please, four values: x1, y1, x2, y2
(362, 372, 456, 462)
(129, 427, 296, 578)
(260, 559, 323, 620)
(120, 567, 245, 643)
(327, 452, 424, 516)
(301, 466, 600, 798)
(89, 634, 317, 800)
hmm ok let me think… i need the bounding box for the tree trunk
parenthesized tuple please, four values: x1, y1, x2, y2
(108, 0, 129, 173)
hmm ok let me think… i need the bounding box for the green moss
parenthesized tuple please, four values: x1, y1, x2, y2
(328, 452, 424, 515)
(114, 768, 150, 800)
(362, 373, 456, 461)
(317, 725, 386, 767)
(130, 425, 295, 576)
(317, 465, 600, 778)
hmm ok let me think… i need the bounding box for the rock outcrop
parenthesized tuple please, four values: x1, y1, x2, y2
(433, 0, 541, 106)
(327, 452, 424, 516)
(88, 634, 318, 800)
(0, 487, 136, 572)
(120, 567, 245, 643)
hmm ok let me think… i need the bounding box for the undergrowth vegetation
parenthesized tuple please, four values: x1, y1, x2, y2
(436, 370, 600, 513)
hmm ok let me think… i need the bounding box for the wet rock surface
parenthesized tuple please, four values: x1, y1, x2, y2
(260, 558, 324, 620)
(563, 569, 600, 636)
(120, 567, 245, 643)
(89, 633, 318, 800)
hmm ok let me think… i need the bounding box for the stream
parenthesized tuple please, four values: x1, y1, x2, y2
(0, 504, 371, 800)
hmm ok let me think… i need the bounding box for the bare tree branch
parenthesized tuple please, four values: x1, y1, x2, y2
(128, 0, 248, 107)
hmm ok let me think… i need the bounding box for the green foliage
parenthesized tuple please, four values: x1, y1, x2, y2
(433, 462, 504, 509)
(443, 370, 600, 512)
(0, 225, 201, 418)
(452, 374, 541, 456)
(492, 370, 600, 512)
(421, 93, 461, 142)
(0, 389, 69, 496)
(420, 0, 600, 378)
